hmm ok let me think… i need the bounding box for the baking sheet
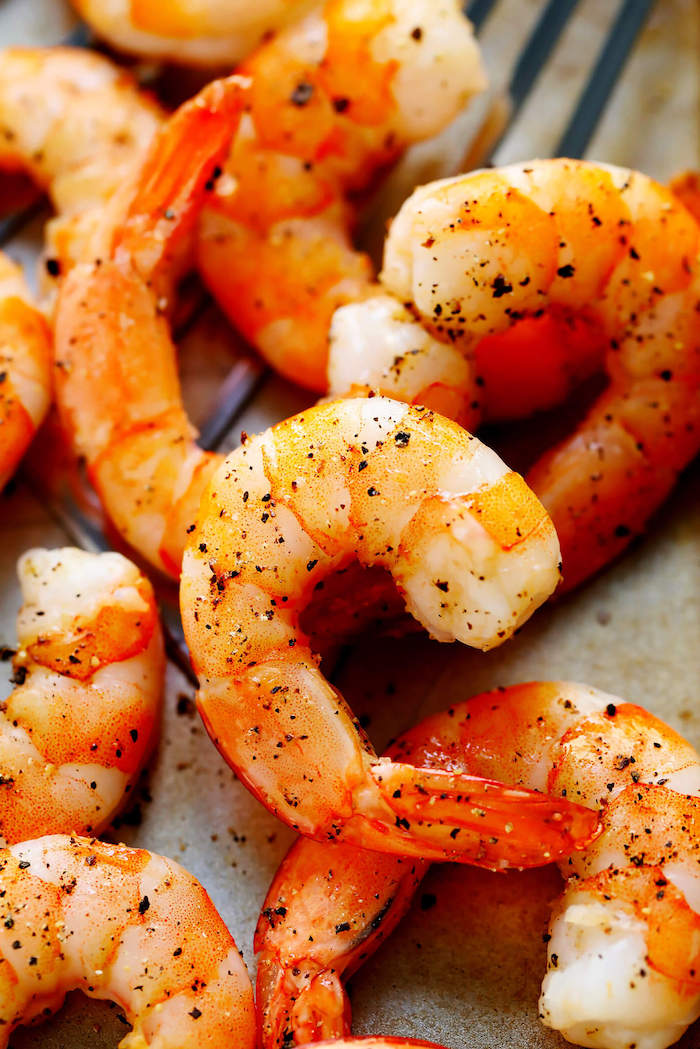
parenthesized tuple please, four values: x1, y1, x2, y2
(1, 0, 699, 1046)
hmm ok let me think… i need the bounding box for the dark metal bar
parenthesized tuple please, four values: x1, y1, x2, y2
(159, 602, 198, 686)
(465, 0, 498, 33)
(0, 203, 46, 247)
(63, 22, 94, 47)
(555, 0, 656, 158)
(508, 0, 582, 119)
(486, 0, 582, 161)
(198, 357, 267, 450)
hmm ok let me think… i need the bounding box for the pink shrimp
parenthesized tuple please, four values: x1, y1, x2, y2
(0, 47, 163, 299)
(0, 252, 51, 489)
(329, 159, 700, 590)
(0, 547, 164, 843)
(54, 74, 248, 576)
(181, 396, 599, 864)
(0, 833, 255, 1047)
(71, 0, 317, 67)
(197, 0, 485, 390)
(256, 682, 700, 1049)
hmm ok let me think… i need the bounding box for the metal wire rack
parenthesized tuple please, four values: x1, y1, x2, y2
(0, 0, 657, 678)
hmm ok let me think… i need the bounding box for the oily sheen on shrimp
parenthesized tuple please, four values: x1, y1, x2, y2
(257, 682, 700, 1049)
(329, 159, 700, 590)
(0, 834, 255, 1047)
(181, 397, 600, 864)
(0, 547, 163, 843)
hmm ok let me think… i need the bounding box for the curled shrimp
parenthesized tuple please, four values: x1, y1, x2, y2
(71, 0, 316, 67)
(255, 711, 431, 1047)
(257, 682, 700, 1049)
(180, 395, 600, 863)
(0, 253, 51, 489)
(0, 833, 255, 1047)
(54, 74, 248, 576)
(0, 47, 163, 296)
(329, 159, 700, 590)
(197, 0, 485, 390)
(0, 547, 164, 844)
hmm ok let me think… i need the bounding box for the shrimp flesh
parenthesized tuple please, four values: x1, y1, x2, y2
(0, 47, 163, 297)
(670, 169, 700, 224)
(1, 547, 163, 844)
(329, 159, 700, 590)
(71, 0, 317, 67)
(54, 74, 248, 576)
(0, 833, 255, 1047)
(180, 395, 600, 863)
(257, 682, 700, 1049)
(197, 0, 485, 390)
(0, 253, 51, 489)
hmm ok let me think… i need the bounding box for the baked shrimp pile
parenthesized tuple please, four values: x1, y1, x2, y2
(256, 684, 700, 1049)
(0, 4, 697, 1049)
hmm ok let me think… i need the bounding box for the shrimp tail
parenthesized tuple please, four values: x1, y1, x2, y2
(255, 833, 425, 1049)
(257, 962, 350, 1049)
(115, 74, 249, 274)
(367, 763, 600, 869)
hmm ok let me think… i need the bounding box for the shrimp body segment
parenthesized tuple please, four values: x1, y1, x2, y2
(0, 834, 255, 1048)
(55, 75, 249, 576)
(72, 0, 317, 67)
(0, 547, 164, 844)
(257, 683, 700, 1049)
(0, 47, 163, 295)
(198, 0, 485, 390)
(256, 709, 437, 1047)
(181, 396, 601, 864)
(0, 253, 51, 488)
(329, 159, 700, 589)
(257, 841, 424, 1047)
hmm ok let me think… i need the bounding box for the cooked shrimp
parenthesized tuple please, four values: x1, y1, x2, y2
(258, 840, 425, 1046)
(71, 0, 316, 67)
(0, 253, 51, 488)
(257, 682, 700, 1049)
(180, 396, 600, 863)
(255, 709, 432, 1047)
(0, 833, 255, 1047)
(54, 75, 248, 576)
(670, 169, 700, 223)
(0, 47, 163, 296)
(197, 0, 485, 390)
(329, 159, 700, 590)
(55, 60, 480, 582)
(0, 547, 163, 844)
